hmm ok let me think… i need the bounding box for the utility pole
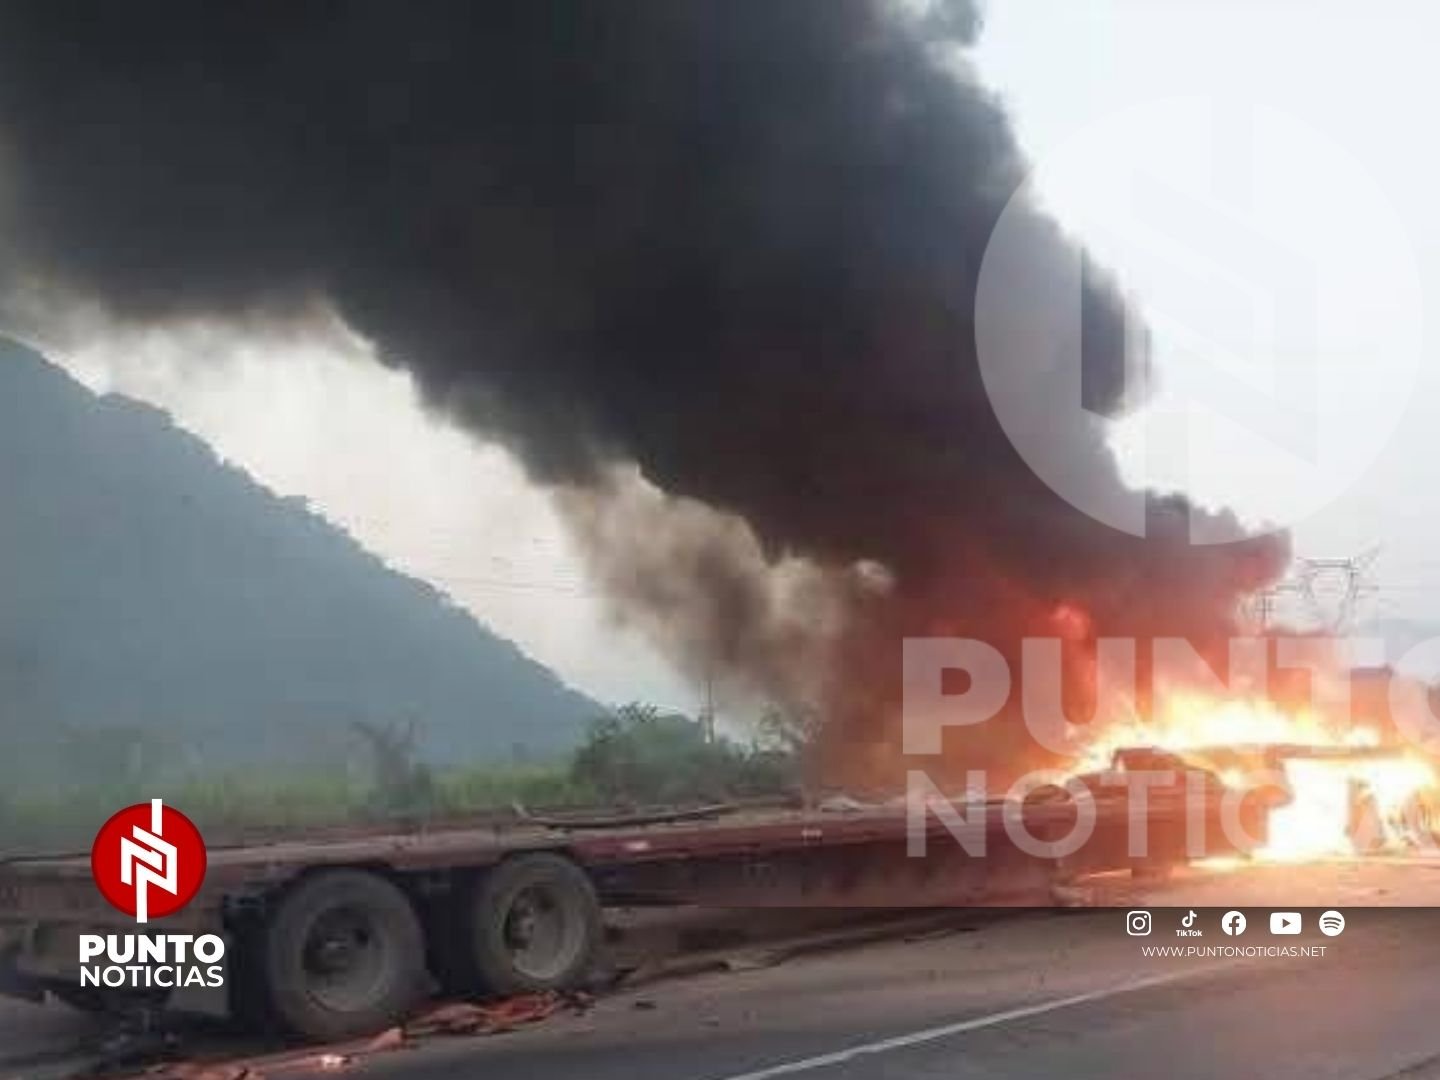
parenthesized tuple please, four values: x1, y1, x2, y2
(699, 669, 716, 744)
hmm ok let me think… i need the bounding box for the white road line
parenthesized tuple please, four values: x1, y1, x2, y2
(709, 965, 1218, 1080)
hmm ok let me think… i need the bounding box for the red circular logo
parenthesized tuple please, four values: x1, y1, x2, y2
(90, 800, 207, 922)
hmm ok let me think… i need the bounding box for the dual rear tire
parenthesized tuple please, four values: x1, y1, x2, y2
(259, 869, 428, 1042)
(464, 852, 601, 997)
(252, 855, 600, 1041)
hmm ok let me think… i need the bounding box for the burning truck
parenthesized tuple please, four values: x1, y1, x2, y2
(0, 748, 1265, 1041)
(5, 671, 1439, 1042)
(1, 0, 1438, 1048)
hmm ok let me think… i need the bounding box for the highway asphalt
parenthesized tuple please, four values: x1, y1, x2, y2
(295, 905, 1438, 1080)
(7, 862, 1440, 1080)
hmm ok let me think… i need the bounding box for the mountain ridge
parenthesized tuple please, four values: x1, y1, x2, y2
(0, 339, 596, 788)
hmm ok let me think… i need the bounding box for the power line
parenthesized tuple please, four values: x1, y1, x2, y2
(419, 573, 602, 598)
(1248, 548, 1380, 633)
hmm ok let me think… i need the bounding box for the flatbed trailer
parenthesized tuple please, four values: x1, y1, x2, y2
(0, 775, 1268, 1041)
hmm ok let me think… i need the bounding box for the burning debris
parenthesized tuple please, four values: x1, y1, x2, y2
(1080, 694, 1440, 862)
(1260, 746, 1437, 860)
(0, 1, 1290, 782)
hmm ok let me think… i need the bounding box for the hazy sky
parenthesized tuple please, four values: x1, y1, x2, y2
(974, 0, 1440, 621)
(40, 2, 1440, 709)
(58, 325, 696, 711)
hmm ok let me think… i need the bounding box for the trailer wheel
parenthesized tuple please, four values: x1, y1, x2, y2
(261, 869, 427, 1041)
(466, 854, 600, 995)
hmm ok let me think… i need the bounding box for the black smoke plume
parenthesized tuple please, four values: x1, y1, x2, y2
(0, 1, 1286, 785)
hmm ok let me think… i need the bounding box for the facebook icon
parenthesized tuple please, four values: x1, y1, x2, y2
(1222, 911, 1248, 936)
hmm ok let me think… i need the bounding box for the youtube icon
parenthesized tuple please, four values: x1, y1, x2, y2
(1270, 912, 1303, 935)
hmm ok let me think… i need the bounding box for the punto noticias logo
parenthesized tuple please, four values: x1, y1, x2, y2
(81, 800, 224, 992)
(90, 798, 207, 923)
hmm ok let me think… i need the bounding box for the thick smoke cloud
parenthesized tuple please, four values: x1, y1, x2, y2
(0, 0, 1286, 786)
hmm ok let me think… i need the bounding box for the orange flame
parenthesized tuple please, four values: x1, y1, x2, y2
(1077, 692, 1437, 859)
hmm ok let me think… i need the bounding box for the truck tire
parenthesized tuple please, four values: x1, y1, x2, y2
(261, 869, 428, 1041)
(466, 853, 600, 996)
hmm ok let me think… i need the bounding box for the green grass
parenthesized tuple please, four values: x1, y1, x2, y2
(0, 760, 591, 854)
(434, 761, 598, 814)
(0, 706, 801, 854)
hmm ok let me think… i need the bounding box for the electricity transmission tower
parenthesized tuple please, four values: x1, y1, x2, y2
(1246, 548, 1379, 634)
